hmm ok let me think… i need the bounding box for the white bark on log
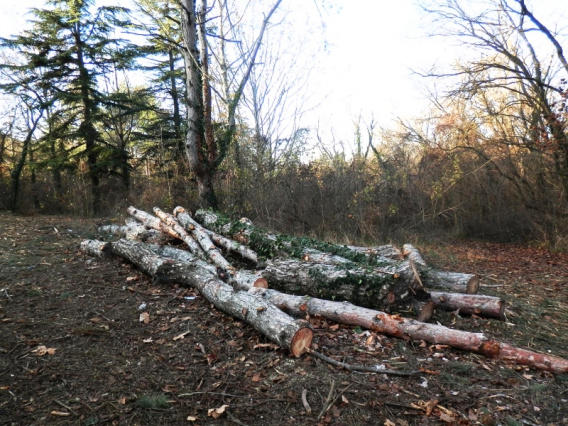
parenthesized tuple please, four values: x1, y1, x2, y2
(172, 206, 234, 273)
(262, 258, 428, 311)
(402, 244, 427, 267)
(346, 245, 403, 260)
(248, 288, 568, 373)
(430, 291, 505, 319)
(152, 207, 207, 259)
(82, 239, 312, 357)
(80, 240, 111, 257)
(98, 221, 168, 244)
(193, 209, 477, 294)
(143, 243, 267, 290)
(424, 270, 479, 294)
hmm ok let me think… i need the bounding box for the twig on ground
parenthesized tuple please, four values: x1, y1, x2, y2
(317, 379, 335, 420)
(309, 349, 421, 377)
(301, 389, 311, 414)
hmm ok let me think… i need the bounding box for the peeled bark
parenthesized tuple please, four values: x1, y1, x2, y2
(430, 291, 505, 319)
(82, 239, 312, 357)
(128, 206, 206, 260)
(262, 258, 428, 311)
(249, 288, 568, 373)
(128, 206, 179, 237)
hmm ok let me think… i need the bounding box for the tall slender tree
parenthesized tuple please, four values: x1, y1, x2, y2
(179, 0, 283, 208)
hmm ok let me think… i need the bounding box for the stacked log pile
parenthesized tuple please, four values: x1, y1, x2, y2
(84, 206, 568, 374)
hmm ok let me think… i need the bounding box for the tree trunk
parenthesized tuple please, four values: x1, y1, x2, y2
(10, 110, 43, 212)
(167, 49, 182, 155)
(82, 239, 312, 357)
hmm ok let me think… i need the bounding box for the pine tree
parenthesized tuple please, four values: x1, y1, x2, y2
(1, 0, 137, 214)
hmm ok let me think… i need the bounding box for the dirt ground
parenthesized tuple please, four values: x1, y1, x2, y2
(1, 212, 567, 425)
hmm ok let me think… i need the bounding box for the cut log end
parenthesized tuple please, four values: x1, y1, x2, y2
(466, 276, 480, 294)
(253, 277, 269, 289)
(290, 327, 313, 357)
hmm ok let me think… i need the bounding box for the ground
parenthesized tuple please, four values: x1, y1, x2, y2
(1, 212, 567, 425)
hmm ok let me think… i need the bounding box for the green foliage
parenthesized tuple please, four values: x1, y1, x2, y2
(135, 393, 170, 410)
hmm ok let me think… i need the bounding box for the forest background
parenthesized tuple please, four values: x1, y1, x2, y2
(1, 0, 567, 248)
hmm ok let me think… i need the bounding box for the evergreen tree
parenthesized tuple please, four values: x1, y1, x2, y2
(1, 0, 137, 214)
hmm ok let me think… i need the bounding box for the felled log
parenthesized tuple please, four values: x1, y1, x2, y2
(193, 209, 479, 294)
(201, 228, 259, 265)
(128, 206, 206, 260)
(249, 288, 568, 373)
(97, 219, 169, 244)
(423, 270, 479, 294)
(152, 207, 209, 260)
(171, 207, 235, 273)
(81, 239, 311, 357)
(430, 292, 504, 319)
(142, 243, 266, 290)
(262, 258, 429, 311)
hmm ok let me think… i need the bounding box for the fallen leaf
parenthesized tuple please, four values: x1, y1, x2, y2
(50, 410, 70, 417)
(139, 312, 150, 324)
(251, 373, 261, 382)
(187, 415, 198, 421)
(118, 397, 126, 405)
(384, 420, 395, 426)
(208, 404, 228, 419)
(143, 338, 153, 343)
(341, 395, 349, 404)
(329, 324, 339, 331)
(126, 276, 138, 282)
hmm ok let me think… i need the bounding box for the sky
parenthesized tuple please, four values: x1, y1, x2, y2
(1, 0, 567, 150)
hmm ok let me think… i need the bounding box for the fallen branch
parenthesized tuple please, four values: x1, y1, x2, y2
(309, 349, 421, 376)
